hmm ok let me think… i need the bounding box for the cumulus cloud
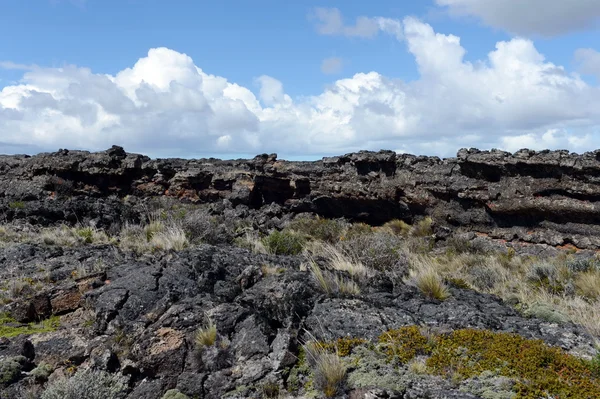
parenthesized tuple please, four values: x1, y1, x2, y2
(310, 7, 403, 41)
(435, 0, 600, 36)
(1, 19, 600, 158)
(500, 129, 593, 153)
(321, 57, 343, 75)
(575, 48, 600, 79)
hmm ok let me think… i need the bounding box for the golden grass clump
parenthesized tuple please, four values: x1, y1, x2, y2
(195, 320, 217, 349)
(303, 339, 347, 398)
(405, 257, 450, 301)
(575, 270, 600, 301)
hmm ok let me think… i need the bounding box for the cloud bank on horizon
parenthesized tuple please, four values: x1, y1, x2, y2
(1, 1, 600, 158)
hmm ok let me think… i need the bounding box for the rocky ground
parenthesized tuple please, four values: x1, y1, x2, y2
(1, 146, 600, 399)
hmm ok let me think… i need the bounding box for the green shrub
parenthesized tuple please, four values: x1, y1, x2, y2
(289, 216, 347, 243)
(30, 362, 54, 382)
(262, 230, 305, 255)
(41, 368, 128, 399)
(588, 346, 600, 378)
(523, 303, 569, 324)
(8, 201, 25, 209)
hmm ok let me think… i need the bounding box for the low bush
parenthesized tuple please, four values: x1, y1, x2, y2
(288, 216, 347, 243)
(566, 257, 600, 273)
(338, 232, 407, 272)
(262, 230, 305, 255)
(41, 368, 128, 399)
(8, 201, 25, 210)
(381, 219, 411, 236)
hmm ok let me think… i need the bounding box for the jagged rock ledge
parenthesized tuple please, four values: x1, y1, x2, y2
(3, 145, 600, 250)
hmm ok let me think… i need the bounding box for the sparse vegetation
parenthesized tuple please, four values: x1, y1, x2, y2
(40, 368, 128, 399)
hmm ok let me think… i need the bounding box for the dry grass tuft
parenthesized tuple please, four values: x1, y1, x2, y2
(575, 270, 600, 301)
(308, 262, 360, 297)
(304, 241, 369, 279)
(406, 257, 450, 301)
(303, 339, 347, 398)
(149, 226, 188, 251)
(195, 320, 217, 349)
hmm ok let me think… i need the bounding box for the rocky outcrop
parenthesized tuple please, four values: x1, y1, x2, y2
(0, 243, 596, 398)
(3, 146, 600, 398)
(3, 146, 600, 249)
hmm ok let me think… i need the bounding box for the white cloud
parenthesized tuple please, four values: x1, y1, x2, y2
(575, 48, 600, 79)
(0, 61, 37, 71)
(2, 18, 600, 158)
(436, 0, 600, 36)
(321, 57, 343, 75)
(500, 129, 593, 153)
(310, 7, 403, 41)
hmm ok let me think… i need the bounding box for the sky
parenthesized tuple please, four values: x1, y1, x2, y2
(1, 0, 600, 159)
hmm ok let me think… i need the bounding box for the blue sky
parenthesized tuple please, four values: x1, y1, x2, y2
(1, 0, 600, 159)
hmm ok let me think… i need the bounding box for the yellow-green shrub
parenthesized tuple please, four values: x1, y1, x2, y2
(426, 329, 600, 399)
(378, 326, 431, 363)
(320, 337, 367, 357)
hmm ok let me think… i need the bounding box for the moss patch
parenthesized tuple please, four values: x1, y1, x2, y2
(0, 313, 60, 338)
(319, 326, 600, 399)
(426, 329, 600, 399)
